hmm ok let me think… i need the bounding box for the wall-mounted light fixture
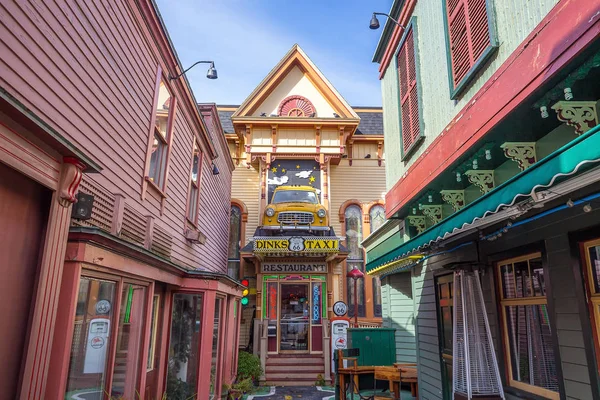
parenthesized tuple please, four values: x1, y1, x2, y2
(170, 61, 218, 80)
(369, 12, 406, 30)
(212, 162, 220, 175)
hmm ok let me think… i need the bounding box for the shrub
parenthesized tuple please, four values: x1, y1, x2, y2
(237, 351, 263, 381)
(315, 373, 326, 386)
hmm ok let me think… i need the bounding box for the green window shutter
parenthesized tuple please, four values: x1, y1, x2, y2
(396, 19, 423, 159)
(444, 0, 498, 98)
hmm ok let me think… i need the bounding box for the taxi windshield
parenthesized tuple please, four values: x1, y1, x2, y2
(272, 190, 318, 204)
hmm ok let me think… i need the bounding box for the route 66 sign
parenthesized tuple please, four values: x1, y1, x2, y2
(289, 237, 305, 252)
(95, 300, 111, 315)
(333, 301, 348, 316)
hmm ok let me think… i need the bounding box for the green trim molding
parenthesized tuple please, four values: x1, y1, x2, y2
(441, 0, 499, 100)
(366, 124, 600, 272)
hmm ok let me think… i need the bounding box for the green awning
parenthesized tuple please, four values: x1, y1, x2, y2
(366, 126, 600, 272)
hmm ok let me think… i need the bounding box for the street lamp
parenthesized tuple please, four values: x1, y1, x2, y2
(170, 61, 218, 80)
(346, 265, 365, 327)
(369, 12, 405, 30)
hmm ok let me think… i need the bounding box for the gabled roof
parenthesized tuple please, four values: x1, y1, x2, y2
(218, 106, 383, 135)
(232, 44, 359, 120)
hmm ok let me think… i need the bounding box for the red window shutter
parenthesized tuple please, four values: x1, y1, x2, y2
(446, 0, 491, 88)
(397, 28, 420, 155)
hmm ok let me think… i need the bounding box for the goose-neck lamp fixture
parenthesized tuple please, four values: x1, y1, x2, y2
(170, 61, 218, 80)
(347, 265, 365, 327)
(369, 12, 405, 30)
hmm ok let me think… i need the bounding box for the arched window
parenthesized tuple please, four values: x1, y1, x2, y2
(369, 205, 386, 234)
(228, 205, 242, 280)
(369, 204, 385, 317)
(345, 205, 365, 318)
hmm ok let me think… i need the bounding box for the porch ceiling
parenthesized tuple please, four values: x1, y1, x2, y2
(366, 125, 600, 273)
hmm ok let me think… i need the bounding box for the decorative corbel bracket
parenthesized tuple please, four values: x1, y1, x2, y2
(315, 125, 321, 154)
(377, 141, 383, 167)
(551, 100, 599, 135)
(348, 139, 354, 166)
(500, 142, 537, 171)
(58, 157, 86, 207)
(407, 216, 427, 234)
(421, 205, 443, 225)
(465, 170, 495, 194)
(271, 125, 278, 153)
(440, 190, 465, 212)
(339, 126, 346, 153)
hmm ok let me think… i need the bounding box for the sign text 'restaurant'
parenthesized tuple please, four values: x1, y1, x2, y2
(262, 262, 327, 273)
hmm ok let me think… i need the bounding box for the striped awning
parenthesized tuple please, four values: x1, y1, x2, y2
(366, 125, 600, 274)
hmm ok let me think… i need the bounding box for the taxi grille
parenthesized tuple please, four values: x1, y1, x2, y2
(278, 212, 314, 224)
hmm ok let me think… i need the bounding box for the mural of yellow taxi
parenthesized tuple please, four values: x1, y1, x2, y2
(262, 185, 329, 231)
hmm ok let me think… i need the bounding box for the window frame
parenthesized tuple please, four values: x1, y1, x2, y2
(228, 204, 242, 281)
(394, 17, 424, 161)
(186, 139, 203, 226)
(66, 270, 152, 399)
(496, 252, 560, 399)
(441, 0, 499, 99)
(582, 238, 600, 374)
(344, 203, 366, 318)
(143, 67, 177, 206)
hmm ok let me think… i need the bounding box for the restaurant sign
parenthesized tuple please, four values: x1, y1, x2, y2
(262, 262, 327, 273)
(253, 237, 339, 254)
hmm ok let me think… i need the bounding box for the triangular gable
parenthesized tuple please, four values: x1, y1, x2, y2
(232, 44, 359, 120)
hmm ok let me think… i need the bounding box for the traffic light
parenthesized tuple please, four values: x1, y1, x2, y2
(241, 278, 249, 306)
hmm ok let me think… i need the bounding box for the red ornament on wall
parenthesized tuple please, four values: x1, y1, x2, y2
(278, 95, 315, 117)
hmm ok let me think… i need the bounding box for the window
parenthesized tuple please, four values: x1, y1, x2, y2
(272, 190, 318, 204)
(210, 298, 223, 399)
(147, 294, 160, 371)
(187, 140, 202, 224)
(167, 293, 204, 399)
(396, 19, 422, 158)
(443, 0, 498, 98)
(583, 238, 600, 373)
(65, 276, 149, 400)
(345, 205, 365, 318)
(146, 80, 175, 192)
(497, 253, 559, 399)
(369, 205, 386, 234)
(228, 205, 242, 280)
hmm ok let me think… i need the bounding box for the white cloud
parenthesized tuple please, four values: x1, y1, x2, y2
(267, 176, 289, 186)
(295, 170, 313, 179)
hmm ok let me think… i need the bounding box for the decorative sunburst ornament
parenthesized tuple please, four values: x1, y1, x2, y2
(278, 95, 315, 117)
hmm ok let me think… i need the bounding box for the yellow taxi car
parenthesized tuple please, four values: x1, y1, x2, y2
(262, 185, 329, 231)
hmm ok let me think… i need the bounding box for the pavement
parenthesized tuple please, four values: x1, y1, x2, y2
(246, 386, 335, 399)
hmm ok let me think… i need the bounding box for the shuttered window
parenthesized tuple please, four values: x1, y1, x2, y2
(444, 0, 497, 98)
(396, 20, 422, 158)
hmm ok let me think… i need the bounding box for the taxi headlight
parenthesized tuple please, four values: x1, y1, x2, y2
(317, 208, 327, 218)
(265, 207, 275, 217)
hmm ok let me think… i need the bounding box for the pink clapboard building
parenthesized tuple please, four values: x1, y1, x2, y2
(0, 1, 242, 399)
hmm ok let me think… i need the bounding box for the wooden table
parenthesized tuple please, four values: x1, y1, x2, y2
(338, 365, 375, 400)
(338, 364, 419, 400)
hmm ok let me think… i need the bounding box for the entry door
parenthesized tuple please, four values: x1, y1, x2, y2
(279, 283, 310, 352)
(435, 274, 454, 400)
(583, 239, 600, 373)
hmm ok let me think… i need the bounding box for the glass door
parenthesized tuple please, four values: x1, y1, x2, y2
(279, 283, 310, 352)
(435, 273, 454, 400)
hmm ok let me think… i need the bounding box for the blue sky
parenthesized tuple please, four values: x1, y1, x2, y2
(154, 0, 392, 106)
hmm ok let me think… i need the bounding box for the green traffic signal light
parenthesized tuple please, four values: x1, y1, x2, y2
(241, 297, 249, 306)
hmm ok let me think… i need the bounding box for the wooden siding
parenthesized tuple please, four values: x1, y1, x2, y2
(329, 158, 387, 236)
(382, 273, 417, 363)
(408, 203, 600, 399)
(0, 0, 232, 273)
(381, 0, 560, 187)
(231, 164, 260, 242)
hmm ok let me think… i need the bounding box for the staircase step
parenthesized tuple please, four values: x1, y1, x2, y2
(267, 357, 324, 365)
(266, 372, 324, 380)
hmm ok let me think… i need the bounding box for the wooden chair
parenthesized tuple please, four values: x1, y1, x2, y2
(374, 366, 401, 400)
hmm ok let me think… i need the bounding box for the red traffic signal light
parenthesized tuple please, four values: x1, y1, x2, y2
(241, 279, 249, 287)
